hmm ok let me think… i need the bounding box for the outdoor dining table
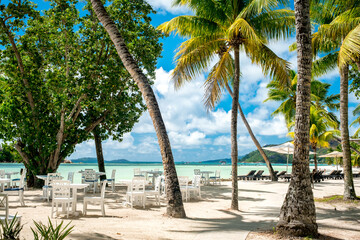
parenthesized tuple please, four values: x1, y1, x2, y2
(69, 183, 89, 215)
(140, 170, 163, 187)
(200, 171, 214, 185)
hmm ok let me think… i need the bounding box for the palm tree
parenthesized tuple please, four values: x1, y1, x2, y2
(276, 0, 318, 237)
(350, 103, 360, 137)
(307, 0, 359, 200)
(90, 0, 186, 218)
(288, 107, 339, 170)
(265, 70, 339, 128)
(159, 0, 293, 208)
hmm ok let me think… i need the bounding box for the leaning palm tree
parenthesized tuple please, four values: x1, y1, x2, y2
(306, 0, 360, 200)
(288, 107, 339, 170)
(276, 0, 318, 237)
(90, 0, 185, 217)
(159, 0, 293, 208)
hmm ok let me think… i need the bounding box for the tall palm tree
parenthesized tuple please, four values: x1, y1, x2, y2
(307, 0, 359, 200)
(276, 0, 318, 237)
(265, 70, 339, 128)
(159, 0, 293, 208)
(288, 107, 339, 170)
(90, 0, 186, 218)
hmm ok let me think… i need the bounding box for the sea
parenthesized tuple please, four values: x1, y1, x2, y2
(0, 162, 325, 184)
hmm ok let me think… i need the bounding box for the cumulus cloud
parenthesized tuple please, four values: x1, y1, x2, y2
(145, 0, 190, 14)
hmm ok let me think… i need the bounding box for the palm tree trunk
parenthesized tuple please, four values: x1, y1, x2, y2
(94, 127, 106, 181)
(90, 0, 185, 217)
(313, 145, 317, 171)
(230, 45, 240, 210)
(276, 0, 318, 237)
(339, 65, 357, 200)
(225, 83, 277, 181)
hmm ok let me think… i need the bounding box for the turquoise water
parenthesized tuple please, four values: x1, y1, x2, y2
(0, 162, 324, 184)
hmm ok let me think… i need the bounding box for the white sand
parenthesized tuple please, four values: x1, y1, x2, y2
(6, 177, 360, 240)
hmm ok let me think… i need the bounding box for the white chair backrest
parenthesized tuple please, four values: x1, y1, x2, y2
(101, 180, 107, 199)
(111, 169, 116, 180)
(192, 175, 201, 187)
(67, 172, 74, 183)
(178, 176, 189, 187)
(0, 170, 5, 178)
(131, 179, 145, 193)
(215, 170, 221, 178)
(194, 169, 200, 175)
(133, 168, 141, 176)
(19, 169, 27, 188)
(83, 169, 96, 181)
(47, 173, 62, 186)
(51, 180, 71, 198)
(0, 194, 9, 220)
(154, 176, 161, 192)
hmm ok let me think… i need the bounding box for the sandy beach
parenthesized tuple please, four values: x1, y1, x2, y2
(5, 174, 359, 240)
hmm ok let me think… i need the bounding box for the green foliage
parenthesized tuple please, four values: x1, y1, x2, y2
(0, 144, 20, 163)
(0, 0, 162, 184)
(31, 218, 73, 240)
(349, 64, 360, 99)
(0, 214, 22, 240)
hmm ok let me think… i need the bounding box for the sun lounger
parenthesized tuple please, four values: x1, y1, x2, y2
(323, 170, 342, 180)
(237, 170, 256, 180)
(312, 170, 324, 183)
(322, 170, 337, 179)
(248, 170, 264, 180)
(279, 173, 292, 182)
(261, 171, 278, 180)
(353, 171, 360, 178)
(276, 171, 287, 178)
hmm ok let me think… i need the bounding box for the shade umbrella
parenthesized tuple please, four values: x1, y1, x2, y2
(319, 151, 343, 170)
(264, 142, 314, 171)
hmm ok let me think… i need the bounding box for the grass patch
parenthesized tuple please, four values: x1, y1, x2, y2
(315, 195, 359, 204)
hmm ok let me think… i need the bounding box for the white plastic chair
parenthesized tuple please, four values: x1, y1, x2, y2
(83, 170, 98, 193)
(0, 193, 21, 224)
(178, 176, 189, 202)
(102, 169, 116, 192)
(51, 180, 72, 218)
(133, 168, 144, 177)
(67, 172, 74, 184)
(209, 170, 221, 185)
(188, 175, 201, 200)
(145, 177, 161, 206)
(193, 169, 201, 175)
(83, 180, 107, 216)
(42, 173, 62, 202)
(4, 170, 26, 206)
(125, 178, 146, 209)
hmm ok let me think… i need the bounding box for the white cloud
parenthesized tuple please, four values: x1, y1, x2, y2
(102, 133, 135, 150)
(169, 131, 210, 148)
(145, 0, 190, 14)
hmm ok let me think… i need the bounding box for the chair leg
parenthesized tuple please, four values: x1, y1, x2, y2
(19, 191, 24, 206)
(51, 202, 54, 218)
(84, 201, 87, 216)
(101, 202, 105, 216)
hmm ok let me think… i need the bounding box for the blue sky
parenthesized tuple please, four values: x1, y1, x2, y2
(16, 0, 357, 162)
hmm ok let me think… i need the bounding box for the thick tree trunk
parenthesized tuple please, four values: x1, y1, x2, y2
(225, 83, 277, 181)
(230, 45, 240, 211)
(94, 127, 107, 181)
(276, 0, 318, 237)
(90, 0, 185, 218)
(339, 65, 357, 200)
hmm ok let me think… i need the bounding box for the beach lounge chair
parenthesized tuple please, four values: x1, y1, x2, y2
(237, 170, 256, 180)
(261, 171, 279, 180)
(279, 173, 292, 182)
(323, 170, 339, 179)
(276, 171, 287, 178)
(83, 180, 107, 216)
(249, 170, 264, 180)
(312, 170, 324, 183)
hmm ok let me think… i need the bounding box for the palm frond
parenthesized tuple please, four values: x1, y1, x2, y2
(239, 0, 288, 20)
(338, 23, 360, 67)
(157, 15, 221, 38)
(244, 41, 290, 85)
(251, 9, 295, 40)
(227, 17, 264, 45)
(312, 52, 338, 77)
(203, 47, 234, 110)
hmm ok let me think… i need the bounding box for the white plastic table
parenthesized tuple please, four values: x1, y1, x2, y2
(0, 178, 11, 191)
(200, 171, 214, 185)
(69, 183, 89, 214)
